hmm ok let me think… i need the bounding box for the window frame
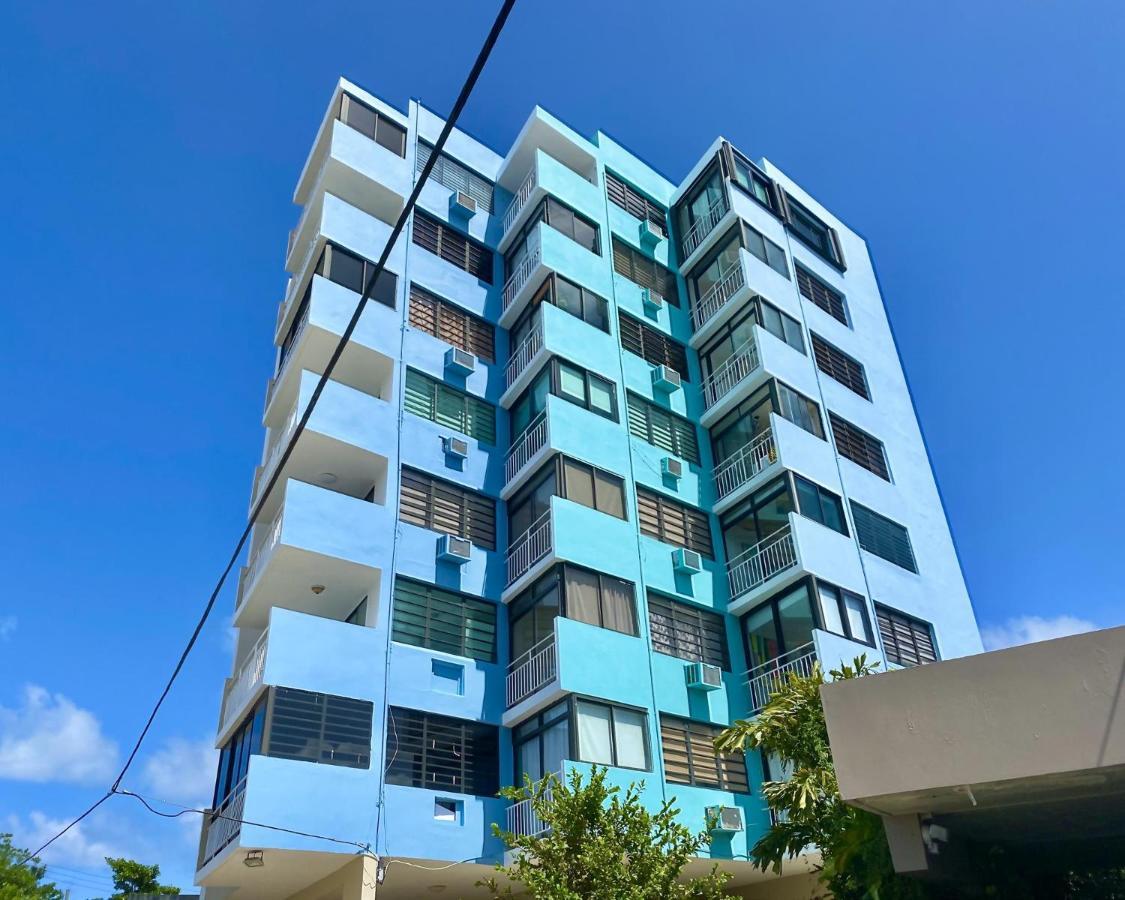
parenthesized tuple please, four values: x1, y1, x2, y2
(647, 593, 730, 669)
(796, 264, 849, 326)
(611, 237, 682, 306)
(812, 334, 870, 400)
(605, 170, 668, 236)
(505, 195, 601, 264)
(830, 413, 890, 481)
(412, 210, 494, 282)
(636, 486, 715, 558)
(875, 603, 939, 667)
(574, 697, 651, 772)
(338, 92, 407, 157)
(403, 368, 497, 445)
(265, 686, 373, 770)
(659, 714, 749, 791)
(415, 140, 495, 213)
(391, 577, 497, 662)
(385, 706, 500, 797)
(625, 392, 701, 465)
(781, 192, 845, 270)
(510, 358, 619, 441)
(408, 283, 495, 362)
(816, 579, 875, 647)
(851, 502, 918, 573)
(510, 273, 610, 349)
(398, 466, 497, 550)
(617, 311, 690, 380)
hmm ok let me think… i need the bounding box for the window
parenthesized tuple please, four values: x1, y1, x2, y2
(796, 265, 848, 325)
(392, 578, 497, 662)
(817, 581, 873, 644)
(511, 275, 609, 353)
(404, 369, 496, 444)
(412, 211, 493, 282)
(851, 503, 917, 572)
(741, 221, 790, 278)
(688, 228, 741, 307)
(709, 383, 777, 469)
(267, 687, 372, 769)
(721, 476, 795, 559)
(508, 457, 627, 547)
(876, 605, 938, 667)
(776, 382, 825, 438)
(415, 141, 494, 213)
(783, 193, 844, 268)
(618, 313, 690, 379)
(386, 707, 499, 796)
(636, 487, 714, 558)
(612, 237, 681, 306)
(626, 393, 700, 464)
(506, 196, 600, 261)
(408, 284, 495, 362)
(727, 147, 779, 214)
(674, 161, 727, 259)
(315, 241, 398, 307)
(812, 335, 869, 399)
(698, 301, 803, 388)
(647, 594, 729, 669)
(741, 580, 818, 668)
(660, 716, 748, 791)
(830, 414, 889, 481)
(575, 699, 648, 770)
(510, 359, 618, 439)
(605, 171, 666, 236)
(514, 701, 570, 783)
(399, 467, 497, 550)
(338, 93, 406, 157)
(212, 698, 266, 807)
(793, 475, 848, 536)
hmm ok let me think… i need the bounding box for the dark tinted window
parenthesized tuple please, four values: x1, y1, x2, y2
(386, 707, 499, 796)
(267, 688, 372, 769)
(852, 503, 917, 572)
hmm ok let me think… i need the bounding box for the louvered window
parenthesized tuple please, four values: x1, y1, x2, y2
(796, 265, 848, 325)
(314, 242, 397, 307)
(636, 487, 714, 558)
(647, 594, 729, 669)
(812, 335, 869, 399)
(851, 503, 917, 573)
(399, 467, 497, 550)
(404, 369, 496, 444)
(338, 93, 406, 157)
(612, 238, 681, 306)
(386, 707, 499, 796)
(266, 687, 372, 769)
(605, 171, 667, 236)
(783, 193, 845, 268)
(617, 313, 689, 379)
(391, 578, 497, 662)
(876, 605, 938, 667)
(412, 211, 493, 282)
(626, 393, 700, 464)
(660, 716, 748, 791)
(408, 284, 494, 362)
(830, 414, 889, 481)
(415, 141, 495, 213)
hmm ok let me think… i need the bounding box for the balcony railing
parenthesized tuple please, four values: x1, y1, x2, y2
(701, 337, 760, 409)
(680, 196, 729, 261)
(250, 407, 300, 509)
(506, 632, 557, 708)
(506, 512, 552, 586)
(218, 630, 269, 736)
(713, 428, 776, 501)
(240, 511, 284, 604)
(691, 261, 746, 334)
(502, 242, 542, 314)
(266, 307, 311, 409)
(746, 643, 817, 713)
(505, 411, 549, 485)
(728, 525, 797, 601)
(505, 769, 563, 839)
(502, 162, 539, 237)
(506, 321, 543, 390)
(198, 778, 246, 869)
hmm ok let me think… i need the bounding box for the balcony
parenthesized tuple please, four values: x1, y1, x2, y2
(505, 411, 550, 490)
(216, 630, 268, 740)
(701, 336, 762, 413)
(506, 631, 558, 708)
(679, 195, 730, 265)
(505, 771, 563, 839)
(506, 511, 553, 587)
(197, 778, 246, 871)
(713, 427, 778, 506)
(727, 525, 799, 603)
(506, 321, 544, 393)
(501, 230, 543, 320)
(746, 643, 817, 714)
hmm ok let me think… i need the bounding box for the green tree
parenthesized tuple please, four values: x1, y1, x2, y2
(103, 858, 179, 899)
(0, 834, 63, 900)
(482, 766, 735, 899)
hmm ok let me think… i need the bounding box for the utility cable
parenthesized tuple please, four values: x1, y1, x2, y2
(17, 0, 517, 866)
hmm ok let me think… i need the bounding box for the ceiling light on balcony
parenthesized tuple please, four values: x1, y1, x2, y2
(319, 472, 338, 484)
(310, 584, 326, 595)
(243, 850, 265, 868)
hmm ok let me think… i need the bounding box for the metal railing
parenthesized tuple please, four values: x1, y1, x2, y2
(241, 511, 284, 602)
(691, 261, 746, 333)
(218, 631, 269, 737)
(728, 525, 797, 601)
(506, 512, 552, 586)
(502, 241, 542, 313)
(265, 307, 310, 409)
(506, 321, 544, 390)
(250, 407, 300, 508)
(506, 632, 557, 708)
(713, 428, 777, 501)
(502, 162, 539, 236)
(746, 643, 817, 713)
(680, 196, 729, 261)
(505, 411, 548, 484)
(505, 768, 564, 838)
(701, 337, 760, 409)
(198, 778, 246, 869)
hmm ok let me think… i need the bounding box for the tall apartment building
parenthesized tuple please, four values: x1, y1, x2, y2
(194, 78, 983, 899)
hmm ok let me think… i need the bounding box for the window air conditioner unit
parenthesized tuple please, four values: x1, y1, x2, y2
(684, 661, 722, 691)
(638, 218, 662, 248)
(661, 457, 683, 480)
(651, 364, 682, 393)
(449, 191, 477, 217)
(443, 436, 470, 460)
(437, 534, 472, 564)
(444, 347, 477, 376)
(672, 547, 703, 575)
(705, 805, 745, 834)
(640, 288, 663, 313)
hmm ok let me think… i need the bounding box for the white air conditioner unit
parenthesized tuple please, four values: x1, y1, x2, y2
(640, 288, 663, 313)
(444, 346, 477, 375)
(651, 364, 682, 393)
(661, 457, 683, 480)
(638, 218, 662, 247)
(437, 534, 472, 564)
(672, 547, 703, 575)
(449, 191, 477, 217)
(685, 661, 722, 691)
(705, 805, 745, 834)
(443, 436, 470, 460)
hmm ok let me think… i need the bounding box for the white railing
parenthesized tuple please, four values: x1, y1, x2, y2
(505, 412, 548, 484)
(746, 643, 817, 713)
(701, 337, 760, 409)
(506, 632, 557, 708)
(506, 321, 544, 390)
(285, 156, 329, 265)
(241, 511, 284, 602)
(218, 630, 269, 737)
(502, 162, 539, 236)
(250, 407, 300, 508)
(502, 241, 542, 313)
(199, 778, 246, 868)
(505, 768, 565, 838)
(728, 525, 797, 600)
(680, 196, 729, 260)
(691, 261, 746, 333)
(506, 512, 552, 586)
(713, 428, 777, 501)
(265, 308, 310, 409)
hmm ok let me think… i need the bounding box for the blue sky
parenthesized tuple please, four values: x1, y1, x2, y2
(1, 0, 1123, 893)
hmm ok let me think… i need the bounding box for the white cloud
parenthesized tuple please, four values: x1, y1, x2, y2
(141, 737, 217, 808)
(981, 614, 1099, 651)
(0, 685, 119, 785)
(0, 615, 16, 640)
(5, 810, 123, 870)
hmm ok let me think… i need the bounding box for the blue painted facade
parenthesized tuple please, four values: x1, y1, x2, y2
(196, 77, 982, 898)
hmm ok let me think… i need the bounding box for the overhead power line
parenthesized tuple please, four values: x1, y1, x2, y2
(18, 0, 518, 867)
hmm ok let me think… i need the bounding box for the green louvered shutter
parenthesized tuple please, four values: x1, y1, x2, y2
(404, 369, 436, 421)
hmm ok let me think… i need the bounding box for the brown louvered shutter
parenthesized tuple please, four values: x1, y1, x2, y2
(411, 213, 441, 256)
(830, 413, 889, 480)
(660, 717, 747, 791)
(408, 286, 438, 337)
(618, 312, 644, 358)
(876, 605, 937, 667)
(466, 315, 495, 362)
(812, 334, 869, 399)
(410, 284, 495, 362)
(635, 487, 713, 558)
(612, 237, 637, 283)
(413, 213, 493, 283)
(796, 266, 848, 325)
(398, 468, 496, 550)
(617, 312, 689, 379)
